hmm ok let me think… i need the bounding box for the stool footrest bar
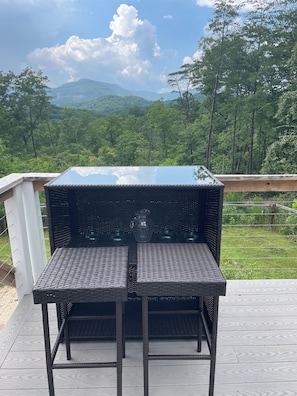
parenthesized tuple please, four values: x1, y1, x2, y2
(149, 310, 200, 315)
(53, 362, 117, 369)
(148, 354, 212, 361)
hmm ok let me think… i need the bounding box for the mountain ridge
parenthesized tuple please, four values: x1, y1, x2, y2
(50, 79, 177, 105)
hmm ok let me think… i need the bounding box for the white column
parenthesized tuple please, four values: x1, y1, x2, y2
(22, 181, 47, 282)
(5, 184, 33, 300)
(4, 181, 47, 300)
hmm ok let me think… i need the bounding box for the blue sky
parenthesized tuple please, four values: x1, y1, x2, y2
(0, 0, 217, 92)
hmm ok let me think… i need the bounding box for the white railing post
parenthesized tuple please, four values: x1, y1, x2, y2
(22, 181, 47, 281)
(4, 181, 47, 301)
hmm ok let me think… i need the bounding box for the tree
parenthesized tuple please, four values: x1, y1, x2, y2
(0, 139, 13, 177)
(261, 132, 297, 173)
(274, 39, 297, 132)
(222, 0, 296, 173)
(180, 0, 297, 174)
(13, 68, 51, 157)
(144, 100, 180, 165)
(192, 0, 240, 170)
(168, 64, 200, 125)
(0, 68, 51, 157)
(0, 71, 15, 149)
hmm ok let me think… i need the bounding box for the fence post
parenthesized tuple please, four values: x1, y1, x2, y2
(269, 203, 276, 228)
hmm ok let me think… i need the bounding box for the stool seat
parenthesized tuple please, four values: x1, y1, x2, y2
(137, 243, 226, 297)
(33, 246, 128, 396)
(34, 246, 128, 303)
(137, 243, 226, 396)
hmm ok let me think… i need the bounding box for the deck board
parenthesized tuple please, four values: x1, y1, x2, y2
(1, 279, 297, 396)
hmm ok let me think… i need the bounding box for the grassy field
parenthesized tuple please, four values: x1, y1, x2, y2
(0, 234, 12, 266)
(221, 226, 297, 279)
(1, 227, 297, 281)
(0, 232, 51, 268)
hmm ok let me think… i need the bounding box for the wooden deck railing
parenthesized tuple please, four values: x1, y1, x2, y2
(216, 174, 297, 192)
(2, 173, 297, 201)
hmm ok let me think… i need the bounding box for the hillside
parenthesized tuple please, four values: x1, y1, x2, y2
(50, 79, 176, 105)
(58, 95, 151, 116)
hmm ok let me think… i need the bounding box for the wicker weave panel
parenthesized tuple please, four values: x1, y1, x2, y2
(33, 247, 128, 304)
(45, 186, 223, 254)
(137, 243, 226, 297)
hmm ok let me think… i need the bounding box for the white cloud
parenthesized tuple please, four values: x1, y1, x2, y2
(109, 4, 142, 38)
(196, 0, 214, 7)
(163, 15, 174, 20)
(183, 49, 203, 65)
(28, 4, 162, 89)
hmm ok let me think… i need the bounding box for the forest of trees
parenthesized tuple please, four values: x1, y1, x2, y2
(0, 0, 297, 178)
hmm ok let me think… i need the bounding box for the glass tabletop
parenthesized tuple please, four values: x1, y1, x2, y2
(46, 166, 223, 187)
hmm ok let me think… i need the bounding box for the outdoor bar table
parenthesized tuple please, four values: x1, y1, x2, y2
(44, 165, 224, 342)
(33, 246, 128, 396)
(137, 243, 226, 396)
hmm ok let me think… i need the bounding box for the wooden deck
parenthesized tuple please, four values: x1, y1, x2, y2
(1, 279, 297, 396)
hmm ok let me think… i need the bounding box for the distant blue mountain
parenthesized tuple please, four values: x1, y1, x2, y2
(49, 79, 178, 105)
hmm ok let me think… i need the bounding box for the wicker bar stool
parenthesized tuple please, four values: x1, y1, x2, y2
(33, 246, 128, 396)
(136, 243, 226, 396)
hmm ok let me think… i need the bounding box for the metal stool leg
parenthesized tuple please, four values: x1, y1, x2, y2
(142, 296, 149, 396)
(116, 301, 123, 396)
(209, 296, 219, 396)
(122, 302, 126, 359)
(61, 303, 71, 360)
(42, 304, 55, 396)
(197, 296, 203, 352)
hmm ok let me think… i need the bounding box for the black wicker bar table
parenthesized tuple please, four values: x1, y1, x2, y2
(44, 165, 224, 342)
(137, 243, 226, 396)
(33, 246, 128, 396)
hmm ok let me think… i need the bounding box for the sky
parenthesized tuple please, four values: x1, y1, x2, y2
(0, 0, 218, 92)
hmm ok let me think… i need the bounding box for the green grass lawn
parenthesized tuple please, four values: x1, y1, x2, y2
(0, 234, 12, 266)
(1, 227, 297, 281)
(221, 226, 297, 279)
(0, 232, 51, 266)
